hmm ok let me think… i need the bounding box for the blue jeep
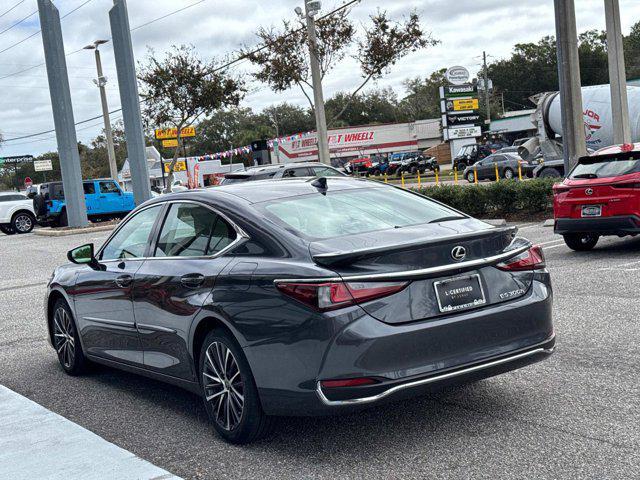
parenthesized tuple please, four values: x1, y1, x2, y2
(33, 179, 136, 227)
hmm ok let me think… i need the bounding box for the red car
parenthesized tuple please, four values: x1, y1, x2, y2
(553, 142, 640, 251)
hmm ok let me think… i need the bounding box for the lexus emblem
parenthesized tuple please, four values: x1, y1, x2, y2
(451, 246, 467, 261)
(585, 188, 594, 196)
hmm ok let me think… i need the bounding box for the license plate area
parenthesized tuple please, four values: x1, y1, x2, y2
(434, 274, 486, 313)
(581, 205, 602, 217)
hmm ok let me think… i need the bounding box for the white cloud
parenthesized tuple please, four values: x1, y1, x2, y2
(0, 0, 639, 157)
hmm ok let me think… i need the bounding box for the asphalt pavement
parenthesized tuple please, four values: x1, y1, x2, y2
(0, 223, 638, 479)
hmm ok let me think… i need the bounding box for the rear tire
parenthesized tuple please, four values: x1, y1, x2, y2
(503, 168, 515, 180)
(57, 209, 68, 228)
(563, 233, 599, 251)
(12, 211, 35, 234)
(199, 329, 274, 444)
(0, 224, 16, 235)
(52, 299, 88, 376)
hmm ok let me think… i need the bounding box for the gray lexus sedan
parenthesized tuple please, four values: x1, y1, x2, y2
(46, 177, 554, 444)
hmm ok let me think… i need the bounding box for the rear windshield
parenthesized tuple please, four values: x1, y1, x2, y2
(261, 187, 464, 240)
(570, 155, 640, 179)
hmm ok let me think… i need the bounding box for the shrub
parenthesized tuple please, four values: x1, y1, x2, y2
(414, 179, 557, 218)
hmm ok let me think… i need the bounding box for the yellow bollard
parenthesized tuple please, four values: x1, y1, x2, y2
(401, 172, 405, 188)
(435, 169, 439, 186)
(518, 161, 523, 181)
(474, 166, 478, 184)
(384, 173, 388, 184)
(417, 171, 421, 187)
(454, 167, 458, 185)
(494, 163, 500, 182)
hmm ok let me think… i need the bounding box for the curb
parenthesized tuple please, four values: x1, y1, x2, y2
(34, 224, 116, 237)
(542, 219, 554, 227)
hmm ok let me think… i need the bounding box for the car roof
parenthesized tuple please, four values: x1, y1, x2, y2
(228, 163, 337, 177)
(205, 177, 384, 204)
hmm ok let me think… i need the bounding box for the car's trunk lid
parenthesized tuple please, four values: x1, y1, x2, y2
(310, 219, 534, 324)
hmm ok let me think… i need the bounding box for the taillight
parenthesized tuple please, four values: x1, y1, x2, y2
(496, 245, 546, 271)
(276, 281, 409, 311)
(553, 185, 571, 195)
(612, 182, 640, 189)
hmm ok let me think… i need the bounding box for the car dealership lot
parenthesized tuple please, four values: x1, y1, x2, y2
(0, 224, 638, 479)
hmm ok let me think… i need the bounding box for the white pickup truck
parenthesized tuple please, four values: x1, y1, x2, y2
(0, 192, 36, 235)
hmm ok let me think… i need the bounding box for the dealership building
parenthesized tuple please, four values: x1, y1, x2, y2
(272, 119, 441, 165)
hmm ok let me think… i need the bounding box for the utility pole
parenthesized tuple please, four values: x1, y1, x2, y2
(38, 0, 88, 227)
(84, 39, 118, 182)
(298, 1, 331, 165)
(483, 51, 491, 123)
(604, 0, 631, 144)
(554, 0, 587, 173)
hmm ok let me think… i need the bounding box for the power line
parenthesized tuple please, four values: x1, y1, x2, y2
(0, 0, 27, 20)
(130, 0, 206, 32)
(0, 0, 95, 56)
(0, 8, 37, 36)
(2, 0, 361, 144)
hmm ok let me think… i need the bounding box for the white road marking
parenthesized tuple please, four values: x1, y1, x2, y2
(515, 224, 537, 230)
(538, 239, 565, 247)
(543, 243, 568, 250)
(0, 385, 181, 480)
(597, 259, 640, 271)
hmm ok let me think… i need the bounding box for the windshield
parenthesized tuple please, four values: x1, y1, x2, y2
(260, 187, 464, 240)
(570, 156, 640, 179)
(458, 145, 475, 156)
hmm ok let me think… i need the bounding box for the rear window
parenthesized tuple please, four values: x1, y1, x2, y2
(261, 187, 463, 240)
(570, 154, 640, 179)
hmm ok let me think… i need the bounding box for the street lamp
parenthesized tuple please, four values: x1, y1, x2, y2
(296, 1, 331, 165)
(84, 39, 119, 182)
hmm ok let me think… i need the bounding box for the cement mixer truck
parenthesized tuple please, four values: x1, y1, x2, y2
(518, 84, 640, 178)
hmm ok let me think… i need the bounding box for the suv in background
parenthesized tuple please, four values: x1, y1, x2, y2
(453, 144, 493, 171)
(220, 163, 345, 185)
(34, 179, 135, 227)
(554, 143, 640, 251)
(0, 192, 36, 235)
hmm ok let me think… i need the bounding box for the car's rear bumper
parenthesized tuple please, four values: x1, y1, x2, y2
(554, 215, 640, 236)
(251, 276, 554, 416)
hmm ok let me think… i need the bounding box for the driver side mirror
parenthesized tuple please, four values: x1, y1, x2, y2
(67, 243, 104, 270)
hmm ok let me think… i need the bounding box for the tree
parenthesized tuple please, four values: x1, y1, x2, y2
(139, 44, 244, 189)
(399, 69, 447, 122)
(325, 88, 401, 127)
(244, 9, 436, 125)
(624, 20, 640, 79)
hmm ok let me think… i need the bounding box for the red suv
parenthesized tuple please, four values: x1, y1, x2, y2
(553, 143, 640, 251)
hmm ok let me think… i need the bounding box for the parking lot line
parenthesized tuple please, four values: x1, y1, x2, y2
(0, 385, 181, 480)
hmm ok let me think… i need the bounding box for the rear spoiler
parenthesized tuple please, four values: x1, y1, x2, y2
(312, 226, 518, 267)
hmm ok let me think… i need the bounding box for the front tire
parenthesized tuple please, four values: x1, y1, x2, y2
(466, 171, 476, 183)
(52, 299, 88, 375)
(57, 209, 68, 228)
(563, 233, 599, 251)
(12, 211, 35, 234)
(539, 168, 562, 178)
(199, 329, 274, 444)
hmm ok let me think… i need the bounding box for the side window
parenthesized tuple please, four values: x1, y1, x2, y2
(99, 181, 120, 194)
(154, 203, 237, 258)
(312, 167, 342, 177)
(101, 205, 162, 260)
(83, 183, 96, 195)
(282, 168, 310, 178)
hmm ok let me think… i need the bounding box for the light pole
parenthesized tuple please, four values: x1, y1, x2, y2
(296, 1, 331, 166)
(84, 39, 119, 182)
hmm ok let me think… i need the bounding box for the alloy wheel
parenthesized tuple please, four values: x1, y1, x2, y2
(14, 214, 33, 233)
(53, 307, 75, 369)
(203, 341, 244, 431)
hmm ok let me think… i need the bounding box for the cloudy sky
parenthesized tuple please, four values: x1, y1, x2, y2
(1, 0, 640, 157)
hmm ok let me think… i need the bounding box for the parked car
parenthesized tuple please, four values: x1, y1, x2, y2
(47, 177, 554, 444)
(221, 163, 345, 185)
(554, 142, 640, 251)
(0, 192, 36, 235)
(463, 153, 535, 182)
(33, 179, 135, 227)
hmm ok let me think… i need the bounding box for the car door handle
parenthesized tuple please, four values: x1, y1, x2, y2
(115, 275, 133, 288)
(180, 274, 205, 288)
